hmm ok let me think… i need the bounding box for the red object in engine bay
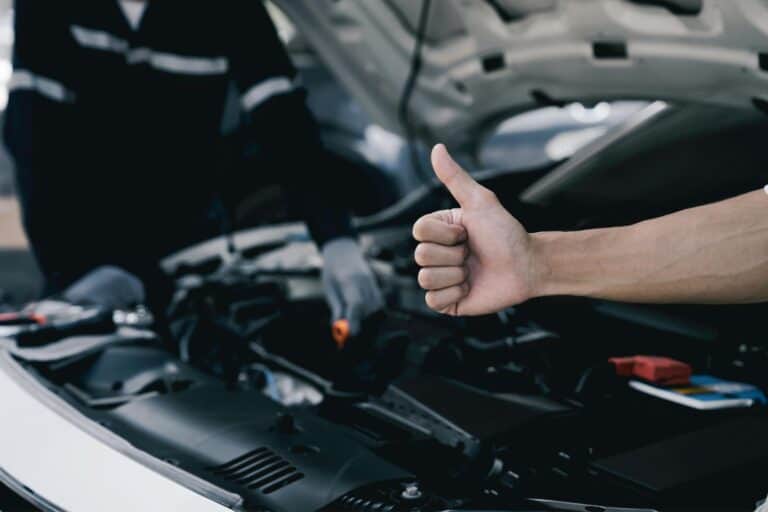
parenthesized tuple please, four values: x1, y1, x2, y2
(609, 355, 692, 386)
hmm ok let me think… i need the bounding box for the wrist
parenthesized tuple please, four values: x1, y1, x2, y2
(528, 229, 601, 299)
(528, 231, 559, 299)
(529, 225, 636, 300)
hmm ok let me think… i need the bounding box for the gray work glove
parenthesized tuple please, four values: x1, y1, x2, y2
(63, 265, 146, 310)
(322, 237, 384, 337)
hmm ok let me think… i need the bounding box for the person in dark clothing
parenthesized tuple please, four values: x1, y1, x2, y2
(4, 0, 383, 334)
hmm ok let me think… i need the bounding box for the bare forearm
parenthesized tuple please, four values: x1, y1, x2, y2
(531, 190, 768, 304)
(414, 145, 768, 316)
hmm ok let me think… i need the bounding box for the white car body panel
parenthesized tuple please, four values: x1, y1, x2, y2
(273, 0, 768, 147)
(0, 350, 234, 512)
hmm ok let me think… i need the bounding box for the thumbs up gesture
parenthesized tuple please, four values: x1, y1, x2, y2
(413, 144, 538, 316)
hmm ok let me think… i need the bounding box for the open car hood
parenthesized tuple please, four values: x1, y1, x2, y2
(272, 0, 768, 148)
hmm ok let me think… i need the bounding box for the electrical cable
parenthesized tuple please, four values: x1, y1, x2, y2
(212, 194, 238, 256)
(397, 0, 433, 184)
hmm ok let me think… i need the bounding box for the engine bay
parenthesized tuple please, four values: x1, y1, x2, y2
(11, 224, 768, 512)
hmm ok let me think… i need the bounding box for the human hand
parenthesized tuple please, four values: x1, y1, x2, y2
(322, 237, 384, 336)
(412, 144, 537, 316)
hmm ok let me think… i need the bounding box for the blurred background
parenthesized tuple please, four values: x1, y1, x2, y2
(0, 0, 648, 307)
(0, 0, 42, 305)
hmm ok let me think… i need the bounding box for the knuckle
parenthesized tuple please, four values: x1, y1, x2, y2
(417, 269, 431, 288)
(412, 223, 423, 241)
(414, 244, 428, 265)
(425, 292, 438, 310)
(412, 217, 430, 241)
(477, 186, 497, 203)
(413, 214, 439, 241)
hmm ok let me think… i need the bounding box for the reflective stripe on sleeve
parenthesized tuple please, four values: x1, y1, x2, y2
(241, 77, 295, 111)
(70, 25, 229, 76)
(9, 70, 76, 103)
(144, 51, 228, 75)
(70, 25, 128, 53)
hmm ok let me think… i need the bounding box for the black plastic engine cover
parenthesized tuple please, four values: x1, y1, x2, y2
(106, 388, 411, 511)
(591, 416, 768, 508)
(371, 375, 575, 456)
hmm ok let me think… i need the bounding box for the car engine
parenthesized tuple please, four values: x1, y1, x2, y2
(15, 221, 768, 512)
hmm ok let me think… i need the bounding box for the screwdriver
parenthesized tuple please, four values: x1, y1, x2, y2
(0, 312, 47, 326)
(332, 319, 351, 349)
(332, 311, 386, 350)
(15, 309, 116, 347)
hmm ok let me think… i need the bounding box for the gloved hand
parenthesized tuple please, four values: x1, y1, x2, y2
(62, 265, 146, 310)
(322, 237, 384, 337)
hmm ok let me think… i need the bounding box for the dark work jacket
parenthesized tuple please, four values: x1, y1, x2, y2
(4, 0, 354, 292)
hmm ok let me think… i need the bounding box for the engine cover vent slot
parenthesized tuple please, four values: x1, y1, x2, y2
(208, 448, 304, 494)
(482, 53, 506, 73)
(593, 41, 628, 59)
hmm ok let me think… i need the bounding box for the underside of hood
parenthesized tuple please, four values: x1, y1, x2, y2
(272, 0, 768, 148)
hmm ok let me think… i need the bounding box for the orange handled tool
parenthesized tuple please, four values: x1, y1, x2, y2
(332, 319, 351, 349)
(0, 312, 46, 326)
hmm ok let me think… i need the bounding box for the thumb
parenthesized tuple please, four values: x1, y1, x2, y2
(431, 143, 482, 207)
